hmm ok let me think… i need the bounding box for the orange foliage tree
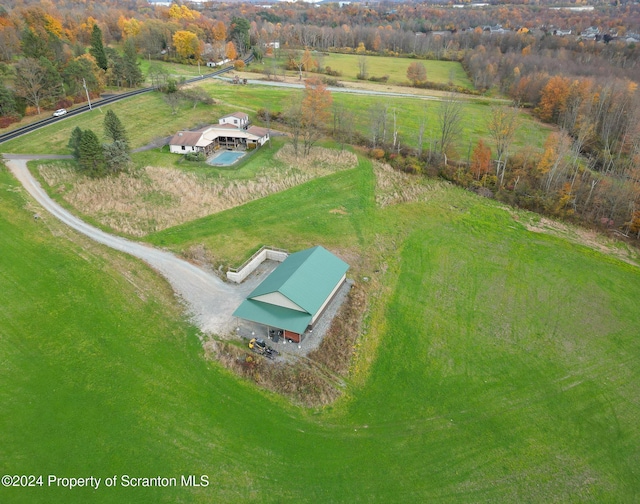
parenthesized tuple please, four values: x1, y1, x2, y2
(471, 139, 492, 181)
(536, 75, 571, 123)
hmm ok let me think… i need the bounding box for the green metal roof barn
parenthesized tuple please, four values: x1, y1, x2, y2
(233, 246, 349, 341)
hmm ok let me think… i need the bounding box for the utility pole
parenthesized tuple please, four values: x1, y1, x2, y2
(83, 78, 92, 110)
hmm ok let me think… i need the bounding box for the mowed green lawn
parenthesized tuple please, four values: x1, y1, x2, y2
(2, 153, 631, 502)
(317, 53, 473, 89)
(0, 81, 550, 157)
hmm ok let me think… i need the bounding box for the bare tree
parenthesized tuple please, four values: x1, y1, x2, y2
(285, 93, 304, 157)
(437, 93, 463, 164)
(369, 103, 388, 148)
(14, 58, 60, 115)
(487, 106, 520, 186)
(357, 55, 368, 80)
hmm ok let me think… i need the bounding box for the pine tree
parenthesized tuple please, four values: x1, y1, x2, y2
(67, 127, 83, 159)
(89, 24, 108, 71)
(123, 39, 143, 87)
(103, 110, 128, 149)
(78, 129, 106, 177)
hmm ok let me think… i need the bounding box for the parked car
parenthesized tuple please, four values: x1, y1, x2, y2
(53, 108, 67, 117)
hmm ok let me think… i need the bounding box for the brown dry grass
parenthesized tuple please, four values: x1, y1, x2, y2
(204, 339, 340, 407)
(308, 283, 367, 377)
(517, 214, 640, 268)
(37, 146, 357, 237)
(373, 160, 441, 207)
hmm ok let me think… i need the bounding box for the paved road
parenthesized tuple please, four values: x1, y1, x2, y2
(3, 154, 248, 336)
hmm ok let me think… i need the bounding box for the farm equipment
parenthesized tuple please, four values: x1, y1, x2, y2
(249, 338, 279, 360)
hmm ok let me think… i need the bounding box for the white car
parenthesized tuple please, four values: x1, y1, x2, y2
(53, 108, 67, 117)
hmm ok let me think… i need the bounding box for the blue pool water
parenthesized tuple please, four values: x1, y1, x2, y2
(207, 150, 246, 166)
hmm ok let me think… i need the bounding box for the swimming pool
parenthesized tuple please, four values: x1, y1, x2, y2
(207, 150, 246, 166)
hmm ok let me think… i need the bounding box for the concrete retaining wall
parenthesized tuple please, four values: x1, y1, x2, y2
(226, 248, 288, 283)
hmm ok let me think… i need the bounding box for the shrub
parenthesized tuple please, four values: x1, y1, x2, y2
(324, 66, 342, 77)
(322, 77, 344, 87)
(370, 148, 385, 160)
(368, 75, 389, 83)
(185, 151, 206, 162)
(233, 59, 245, 70)
(0, 114, 20, 129)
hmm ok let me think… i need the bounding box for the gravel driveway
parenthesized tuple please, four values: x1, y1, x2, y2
(3, 155, 243, 336)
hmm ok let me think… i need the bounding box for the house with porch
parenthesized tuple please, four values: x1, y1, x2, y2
(169, 115, 269, 155)
(233, 246, 349, 343)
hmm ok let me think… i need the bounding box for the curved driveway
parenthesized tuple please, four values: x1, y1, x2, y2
(3, 154, 245, 336)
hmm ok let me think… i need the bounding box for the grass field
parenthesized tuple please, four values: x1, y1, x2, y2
(0, 79, 552, 157)
(320, 53, 473, 89)
(2, 147, 640, 502)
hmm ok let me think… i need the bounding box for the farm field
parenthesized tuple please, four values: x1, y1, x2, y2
(3, 148, 638, 502)
(0, 80, 551, 157)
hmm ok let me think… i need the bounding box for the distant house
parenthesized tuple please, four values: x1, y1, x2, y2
(219, 112, 249, 129)
(233, 246, 350, 343)
(206, 58, 231, 68)
(168, 113, 269, 156)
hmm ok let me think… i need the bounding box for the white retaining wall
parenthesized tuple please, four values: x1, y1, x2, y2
(226, 248, 288, 283)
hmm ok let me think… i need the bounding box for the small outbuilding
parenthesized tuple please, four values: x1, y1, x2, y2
(233, 246, 349, 343)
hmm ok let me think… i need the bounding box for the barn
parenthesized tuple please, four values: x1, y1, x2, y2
(233, 246, 349, 343)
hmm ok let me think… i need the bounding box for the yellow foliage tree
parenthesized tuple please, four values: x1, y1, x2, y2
(169, 5, 200, 21)
(173, 30, 201, 59)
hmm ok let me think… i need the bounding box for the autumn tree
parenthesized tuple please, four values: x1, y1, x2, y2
(212, 21, 226, 42)
(301, 77, 333, 156)
(536, 75, 570, 123)
(471, 139, 492, 181)
(173, 30, 201, 60)
(406, 62, 427, 86)
(225, 41, 238, 61)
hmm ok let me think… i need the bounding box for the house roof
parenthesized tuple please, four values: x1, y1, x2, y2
(247, 125, 269, 138)
(233, 246, 349, 334)
(220, 112, 249, 120)
(168, 131, 208, 147)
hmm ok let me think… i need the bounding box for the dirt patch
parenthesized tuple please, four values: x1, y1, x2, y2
(36, 146, 357, 237)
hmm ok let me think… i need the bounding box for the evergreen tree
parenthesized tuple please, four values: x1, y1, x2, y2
(103, 140, 131, 174)
(89, 24, 108, 71)
(21, 26, 49, 60)
(230, 17, 251, 54)
(0, 83, 17, 116)
(67, 127, 83, 159)
(103, 110, 128, 149)
(78, 129, 106, 177)
(123, 39, 143, 87)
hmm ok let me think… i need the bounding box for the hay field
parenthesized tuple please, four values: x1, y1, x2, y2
(36, 145, 357, 236)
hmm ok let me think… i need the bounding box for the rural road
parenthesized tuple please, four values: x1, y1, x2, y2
(3, 154, 247, 336)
